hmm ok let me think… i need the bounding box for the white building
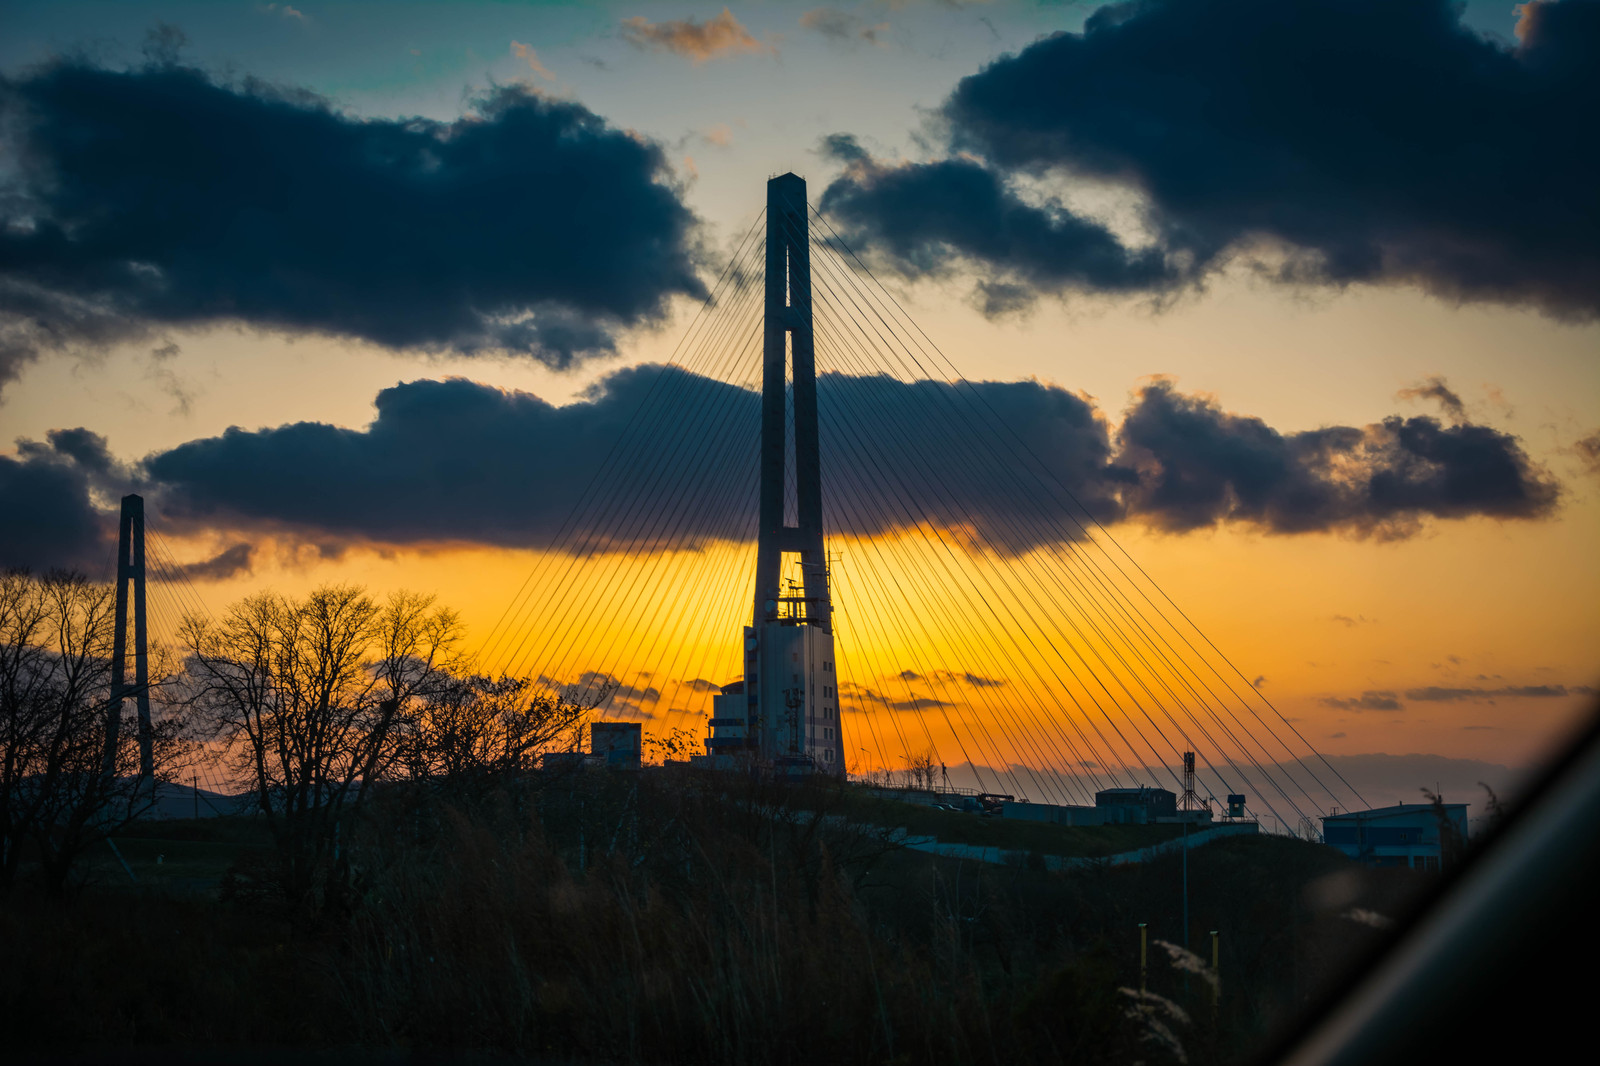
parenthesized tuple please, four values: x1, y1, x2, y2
(698, 621, 843, 774)
(1321, 803, 1467, 869)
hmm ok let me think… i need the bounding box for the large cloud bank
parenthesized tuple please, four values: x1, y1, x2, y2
(1, 369, 1558, 573)
(821, 0, 1600, 318)
(0, 58, 705, 389)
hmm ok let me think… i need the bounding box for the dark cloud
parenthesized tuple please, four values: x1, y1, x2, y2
(683, 678, 722, 693)
(822, 0, 1600, 318)
(1114, 380, 1559, 536)
(142, 370, 1558, 551)
(1403, 684, 1593, 702)
(3, 367, 1559, 570)
(1321, 691, 1403, 712)
(145, 366, 760, 550)
(0, 429, 118, 572)
(173, 542, 254, 582)
(564, 670, 661, 717)
(1397, 377, 1468, 421)
(1573, 431, 1600, 480)
(140, 365, 1127, 553)
(0, 58, 704, 390)
(819, 141, 1191, 316)
(888, 696, 955, 712)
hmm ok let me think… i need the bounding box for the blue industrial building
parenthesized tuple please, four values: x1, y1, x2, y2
(1321, 803, 1468, 869)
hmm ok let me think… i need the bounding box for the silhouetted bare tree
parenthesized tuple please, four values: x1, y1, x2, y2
(181, 583, 461, 906)
(401, 672, 596, 793)
(0, 570, 183, 894)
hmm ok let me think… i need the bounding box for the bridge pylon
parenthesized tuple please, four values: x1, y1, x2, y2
(702, 174, 843, 776)
(103, 493, 154, 784)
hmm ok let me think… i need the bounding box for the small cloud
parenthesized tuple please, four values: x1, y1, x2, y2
(702, 122, 733, 147)
(142, 342, 196, 416)
(799, 7, 889, 46)
(176, 542, 254, 582)
(510, 41, 556, 81)
(619, 7, 775, 64)
(1331, 614, 1375, 627)
(1405, 684, 1587, 702)
(1396, 376, 1466, 420)
(897, 669, 922, 681)
(1328, 731, 1347, 738)
(962, 671, 1004, 688)
(1571, 430, 1600, 481)
(258, 3, 307, 22)
(889, 696, 954, 711)
(1251, 675, 1267, 689)
(1481, 383, 1515, 419)
(1321, 691, 1403, 712)
(684, 678, 721, 692)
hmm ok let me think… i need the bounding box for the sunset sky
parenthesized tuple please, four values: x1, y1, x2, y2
(2, 0, 1596, 810)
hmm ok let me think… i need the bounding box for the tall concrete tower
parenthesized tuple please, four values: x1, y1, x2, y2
(704, 174, 843, 775)
(103, 493, 153, 782)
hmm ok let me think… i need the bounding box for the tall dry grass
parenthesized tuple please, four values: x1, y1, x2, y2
(2, 768, 1429, 1064)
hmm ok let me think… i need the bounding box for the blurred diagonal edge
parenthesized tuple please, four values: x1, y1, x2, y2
(1271, 692, 1600, 1064)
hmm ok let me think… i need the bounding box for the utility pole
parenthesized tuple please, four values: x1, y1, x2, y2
(1139, 922, 1148, 993)
(104, 494, 153, 786)
(1182, 818, 1190, 991)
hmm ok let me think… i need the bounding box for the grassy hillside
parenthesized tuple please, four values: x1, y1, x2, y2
(2, 769, 1432, 1065)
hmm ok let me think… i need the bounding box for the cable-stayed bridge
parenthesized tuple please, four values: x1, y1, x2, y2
(122, 173, 1367, 835)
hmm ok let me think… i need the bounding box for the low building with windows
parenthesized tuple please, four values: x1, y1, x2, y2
(590, 722, 642, 770)
(1321, 802, 1467, 869)
(1095, 787, 1178, 821)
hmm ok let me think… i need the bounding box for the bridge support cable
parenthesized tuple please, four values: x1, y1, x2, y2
(499, 282, 767, 703)
(802, 224, 1318, 828)
(803, 301, 1134, 801)
(800, 233, 1302, 818)
(811, 286, 1328, 824)
(782, 210, 1326, 826)
(481, 211, 771, 677)
(494, 225, 772, 693)
(490, 239, 767, 687)
(808, 206, 1366, 811)
(811, 320, 1139, 802)
(805, 205, 1363, 818)
(135, 528, 247, 801)
(799, 236, 1185, 799)
(761, 211, 1109, 800)
(775, 208, 1196, 803)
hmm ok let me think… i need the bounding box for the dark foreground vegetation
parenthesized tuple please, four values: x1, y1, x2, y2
(3, 574, 1443, 1062)
(3, 768, 1434, 1065)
